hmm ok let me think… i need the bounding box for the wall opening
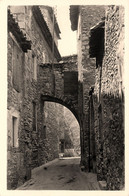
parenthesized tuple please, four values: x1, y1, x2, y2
(32, 101, 37, 132)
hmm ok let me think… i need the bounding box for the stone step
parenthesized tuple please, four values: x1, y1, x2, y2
(98, 180, 107, 190)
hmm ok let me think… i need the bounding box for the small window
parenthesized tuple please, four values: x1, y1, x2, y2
(60, 139, 65, 153)
(64, 71, 78, 95)
(12, 116, 18, 147)
(12, 42, 22, 92)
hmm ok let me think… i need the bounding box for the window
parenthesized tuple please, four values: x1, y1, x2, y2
(12, 116, 18, 147)
(32, 102, 37, 131)
(42, 52, 46, 63)
(32, 54, 37, 80)
(60, 139, 65, 153)
(89, 21, 105, 68)
(12, 41, 22, 92)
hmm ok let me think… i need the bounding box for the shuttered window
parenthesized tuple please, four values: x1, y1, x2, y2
(32, 102, 37, 131)
(64, 71, 78, 95)
(12, 41, 23, 92)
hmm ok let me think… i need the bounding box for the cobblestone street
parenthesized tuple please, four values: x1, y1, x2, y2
(17, 157, 100, 190)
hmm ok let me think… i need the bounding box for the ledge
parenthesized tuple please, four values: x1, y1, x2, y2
(32, 6, 61, 61)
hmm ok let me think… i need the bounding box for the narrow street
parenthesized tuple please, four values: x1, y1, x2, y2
(17, 157, 100, 190)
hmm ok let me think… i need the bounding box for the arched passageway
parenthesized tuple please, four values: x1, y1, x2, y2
(41, 95, 80, 125)
(35, 95, 80, 166)
(17, 100, 100, 190)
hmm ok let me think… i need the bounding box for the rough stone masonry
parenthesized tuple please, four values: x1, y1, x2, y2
(70, 5, 124, 190)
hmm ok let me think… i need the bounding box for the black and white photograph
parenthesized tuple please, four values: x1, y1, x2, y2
(0, 0, 128, 194)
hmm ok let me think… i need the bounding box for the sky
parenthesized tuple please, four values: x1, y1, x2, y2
(56, 5, 77, 57)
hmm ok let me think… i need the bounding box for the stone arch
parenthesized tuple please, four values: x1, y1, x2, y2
(41, 94, 80, 125)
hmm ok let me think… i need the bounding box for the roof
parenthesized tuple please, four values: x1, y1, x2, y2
(61, 55, 77, 63)
(40, 6, 61, 39)
(8, 9, 31, 52)
(32, 6, 61, 61)
(70, 6, 79, 31)
(90, 20, 105, 31)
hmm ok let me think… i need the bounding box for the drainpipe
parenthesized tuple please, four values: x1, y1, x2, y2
(89, 87, 94, 172)
(52, 7, 55, 65)
(88, 90, 91, 172)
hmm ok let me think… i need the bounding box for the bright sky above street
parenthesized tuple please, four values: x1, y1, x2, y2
(56, 5, 77, 57)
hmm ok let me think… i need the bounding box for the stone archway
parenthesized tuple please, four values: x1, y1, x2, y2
(34, 94, 81, 167)
(41, 94, 80, 125)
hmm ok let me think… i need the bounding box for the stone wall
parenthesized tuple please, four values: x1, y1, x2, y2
(78, 5, 105, 169)
(64, 107, 80, 156)
(94, 5, 124, 190)
(70, 4, 124, 189)
(7, 6, 62, 189)
(7, 32, 26, 189)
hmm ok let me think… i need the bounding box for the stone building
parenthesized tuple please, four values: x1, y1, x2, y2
(7, 6, 80, 189)
(7, 5, 62, 189)
(70, 4, 105, 171)
(70, 5, 124, 190)
(92, 6, 124, 190)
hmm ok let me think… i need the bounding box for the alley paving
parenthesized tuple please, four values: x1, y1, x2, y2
(17, 157, 100, 190)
